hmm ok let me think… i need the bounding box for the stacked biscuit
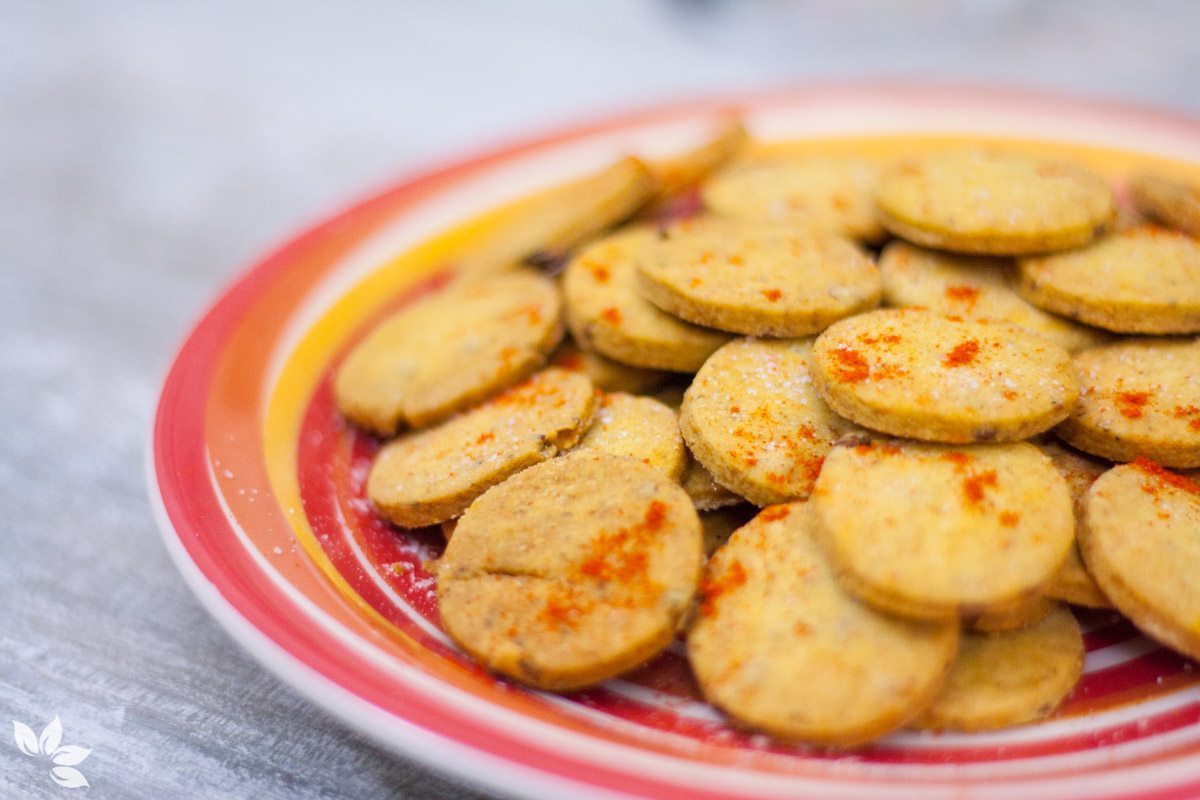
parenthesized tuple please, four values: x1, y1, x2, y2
(334, 129, 1200, 747)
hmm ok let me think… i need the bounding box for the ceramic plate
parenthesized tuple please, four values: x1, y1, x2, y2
(150, 85, 1200, 800)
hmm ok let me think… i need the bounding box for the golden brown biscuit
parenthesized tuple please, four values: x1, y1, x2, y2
(702, 154, 885, 242)
(572, 392, 687, 481)
(680, 456, 745, 511)
(810, 308, 1079, 443)
(335, 270, 563, 434)
(1081, 459, 1200, 661)
(562, 226, 732, 371)
(1129, 172, 1200, 237)
(549, 339, 669, 394)
(688, 502, 958, 746)
(680, 337, 862, 506)
(911, 605, 1084, 731)
(875, 149, 1114, 255)
(1037, 439, 1113, 608)
(438, 451, 703, 691)
(500, 156, 655, 271)
(368, 368, 595, 527)
(1017, 225, 1200, 334)
(636, 217, 882, 337)
(646, 120, 748, 207)
(878, 240, 1110, 352)
(1057, 337, 1200, 468)
(811, 440, 1074, 620)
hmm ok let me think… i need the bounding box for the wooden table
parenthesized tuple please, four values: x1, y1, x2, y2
(5, 1, 1200, 797)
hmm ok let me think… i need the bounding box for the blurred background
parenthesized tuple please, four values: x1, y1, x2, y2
(4, 1, 1200, 798)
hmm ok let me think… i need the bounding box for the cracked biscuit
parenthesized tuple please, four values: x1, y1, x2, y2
(437, 451, 703, 691)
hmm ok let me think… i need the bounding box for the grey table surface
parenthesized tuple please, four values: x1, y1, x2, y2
(4, 1, 1200, 797)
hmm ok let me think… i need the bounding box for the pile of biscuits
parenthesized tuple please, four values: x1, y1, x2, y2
(334, 124, 1200, 747)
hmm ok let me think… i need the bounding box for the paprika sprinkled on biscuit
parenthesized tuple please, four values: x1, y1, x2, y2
(943, 339, 981, 367)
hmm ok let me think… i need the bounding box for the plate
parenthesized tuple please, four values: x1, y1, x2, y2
(150, 85, 1200, 800)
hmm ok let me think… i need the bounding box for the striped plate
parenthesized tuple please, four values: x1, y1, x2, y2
(150, 84, 1200, 800)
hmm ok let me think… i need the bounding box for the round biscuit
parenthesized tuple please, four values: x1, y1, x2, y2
(368, 368, 596, 527)
(687, 502, 958, 747)
(1130, 172, 1200, 237)
(572, 392, 687, 481)
(701, 155, 885, 242)
(911, 605, 1084, 731)
(875, 149, 1114, 255)
(562, 227, 732, 371)
(1057, 337, 1200, 468)
(334, 270, 563, 434)
(1017, 225, 1200, 334)
(810, 308, 1079, 443)
(680, 337, 863, 507)
(635, 217, 882, 337)
(811, 440, 1075, 620)
(506, 155, 655, 271)
(1081, 460, 1200, 661)
(437, 451, 703, 691)
(878, 240, 1110, 352)
(1037, 439, 1113, 608)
